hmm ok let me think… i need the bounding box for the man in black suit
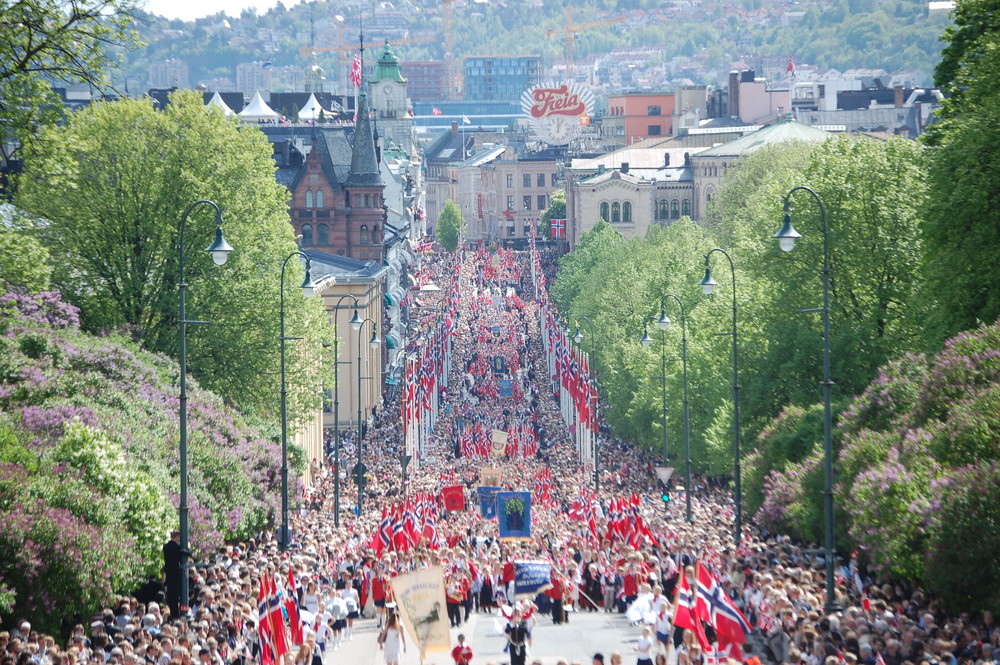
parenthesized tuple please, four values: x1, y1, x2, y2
(162, 531, 182, 617)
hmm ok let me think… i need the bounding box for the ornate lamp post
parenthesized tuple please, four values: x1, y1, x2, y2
(355, 317, 379, 514)
(698, 248, 742, 544)
(277, 251, 317, 551)
(641, 294, 692, 522)
(177, 200, 233, 615)
(331, 296, 362, 527)
(773, 185, 839, 614)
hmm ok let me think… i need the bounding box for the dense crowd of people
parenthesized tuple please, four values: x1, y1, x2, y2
(1, 249, 996, 665)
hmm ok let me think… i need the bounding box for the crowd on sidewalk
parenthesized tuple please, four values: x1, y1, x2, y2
(1, 249, 996, 665)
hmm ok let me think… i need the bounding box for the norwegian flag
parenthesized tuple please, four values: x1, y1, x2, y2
(285, 569, 303, 646)
(422, 505, 440, 549)
(349, 52, 362, 88)
(674, 569, 711, 650)
(875, 653, 887, 665)
(432, 106, 442, 115)
(550, 218, 566, 238)
(697, 564, 751, 648)
(257, 578, 275, 665)
(705, 646, 724, 665)
(264, 574, 289, 660)
(375, 506, 392, 554)
(787, 55, 797, 81)
(403, 499, 421, 545)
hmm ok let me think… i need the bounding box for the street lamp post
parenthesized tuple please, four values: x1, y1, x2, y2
(698, 248, 742, 544)
(331, 296, 362, 528)
(773, 185, 838, 614)
(641, 294, 692, 522)
(573, 316, 599, 490)
(177, 199, 233, 616)
(355, 317, 380, 514)
(277, 251, 317, 551)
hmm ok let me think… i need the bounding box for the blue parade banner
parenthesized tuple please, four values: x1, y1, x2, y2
(497, 491, 531, 540)
(493, 355, 507, 373)
(499, 379, 513, 397)
(478, 486, 501, 519)
(513, 560, 552, 597)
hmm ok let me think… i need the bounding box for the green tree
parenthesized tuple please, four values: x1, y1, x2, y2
(0, 208, 51, 291)
(923, 0, 1000, 343)
(436, 199, 462, 251)
(0, 0, 141, 163)
(16, 91, 327, 422)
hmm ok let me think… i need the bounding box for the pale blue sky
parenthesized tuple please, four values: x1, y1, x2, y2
(141, 0, 305, 21)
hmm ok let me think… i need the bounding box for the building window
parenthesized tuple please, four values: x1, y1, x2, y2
(507, 173, 513, 188)
(551, 172, 558, 187)
(658, 200, 668, 220)
(317, 223, 329, 244)
(523, 195, 531, 211)
(600, 202, 609, 221)
(682, 199, 691, 216)
(671, 200, 680, 219)
(611, 202, 621, 222)
(364, 194, 371, 207)
(315, 190, 324, 207)
(537, 173, 545, 187)
(507, 225, 516, 236)
(360, 224, 370, 244)
(623, 202, 632, 222)
(507, 195, 515, 210)
(537, 194, 546, 210)
(355, 194, 362, 207)
(647, 105, 661, 116)
(301, 224, 314, 245)
(309, 174, 319, 184)
(648, 125, 662, 136)
(523, 173, 531, 188)
(523, 224, 531, 235)
(305, 191, 313, 208)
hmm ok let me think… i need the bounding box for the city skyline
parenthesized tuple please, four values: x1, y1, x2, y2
(142, 0, 304, 21)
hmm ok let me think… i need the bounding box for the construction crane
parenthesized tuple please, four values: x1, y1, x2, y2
(299, 33, 436, 57)
(544, 6, 625, 79)
(442, 0, 460, 99)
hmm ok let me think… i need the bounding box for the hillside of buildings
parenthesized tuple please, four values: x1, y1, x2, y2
(125, 0, 950, 94)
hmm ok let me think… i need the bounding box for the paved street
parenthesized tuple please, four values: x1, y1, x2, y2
(325, 608, 644, 665)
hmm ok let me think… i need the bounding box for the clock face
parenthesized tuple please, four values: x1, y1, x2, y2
(543, 115, 574, 144)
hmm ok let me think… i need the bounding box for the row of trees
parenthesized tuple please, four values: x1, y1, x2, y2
(551, 118, 1000, 609)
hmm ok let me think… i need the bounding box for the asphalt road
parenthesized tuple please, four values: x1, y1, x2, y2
(326, 605, 647, 665)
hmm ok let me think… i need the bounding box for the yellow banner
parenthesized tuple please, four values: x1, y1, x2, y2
(491, 430, 508, 456)
(390, 566, 450, 658)
(481, 467, 502, 486)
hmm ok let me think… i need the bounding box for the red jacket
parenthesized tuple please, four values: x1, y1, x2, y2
(451, 644, 473, 665)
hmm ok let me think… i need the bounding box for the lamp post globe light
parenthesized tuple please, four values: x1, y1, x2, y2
(773, 185, 839, 615)
(572, 316, 599, 490)
(698, 248, 742, 544)
(277, 251, 317, 551)
(330, 296, 362, 528)
(177, 199, 233, 616)
(355, 317, 380, 514)
(641, 294, 693, 522)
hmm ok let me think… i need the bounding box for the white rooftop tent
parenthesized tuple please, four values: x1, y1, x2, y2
(298, 93, 327, 121)
(238, 91, 279, 122)
(205, 91, 234, 116)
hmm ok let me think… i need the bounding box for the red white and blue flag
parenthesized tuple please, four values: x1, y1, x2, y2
(550, 218, 566, 239)
(350, 52, 363, 88)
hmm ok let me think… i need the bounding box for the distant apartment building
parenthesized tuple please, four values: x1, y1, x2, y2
(463, 55, 541, 103)
(236, 62, 273, 94)
(148, 59, 190, 89)
(605, 92, 676, 145)
(401, 61, 449, 101)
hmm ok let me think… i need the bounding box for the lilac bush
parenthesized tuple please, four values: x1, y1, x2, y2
(0, 288, 285, 629)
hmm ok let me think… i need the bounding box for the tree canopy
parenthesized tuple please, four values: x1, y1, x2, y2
(16, 91, 327, 422)
(0, 0, 141, 162)
(436, 199, 462, 251)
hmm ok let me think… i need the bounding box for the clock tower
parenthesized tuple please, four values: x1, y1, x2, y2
(369, 40, 413, 149)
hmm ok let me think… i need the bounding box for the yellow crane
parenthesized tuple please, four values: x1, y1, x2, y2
(544, 6, 625, 78)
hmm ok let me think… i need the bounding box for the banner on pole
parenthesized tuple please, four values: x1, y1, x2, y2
(491, 430, 508, 456)
(513, 560, 552, 597)
(390, 566, 450, 659)
(480, 468, 502, 487)
(497, 491, 532, 540)
(478, 486, 501, 519)
(442, 485, 465, 512)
